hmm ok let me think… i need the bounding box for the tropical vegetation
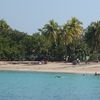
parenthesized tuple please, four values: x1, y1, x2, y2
(0, 17, 100, 62)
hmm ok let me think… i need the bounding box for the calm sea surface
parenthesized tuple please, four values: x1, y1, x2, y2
(0, 71, 100, 100)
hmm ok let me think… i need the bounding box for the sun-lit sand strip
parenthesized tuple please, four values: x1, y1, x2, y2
(0, 61, 100, 74)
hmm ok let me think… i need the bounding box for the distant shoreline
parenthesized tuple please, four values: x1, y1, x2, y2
(0, 61, 100, 74)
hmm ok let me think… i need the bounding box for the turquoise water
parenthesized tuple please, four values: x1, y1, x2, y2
(0, 72, 100, 100)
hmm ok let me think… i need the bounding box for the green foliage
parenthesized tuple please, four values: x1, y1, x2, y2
(0, 18, 99, 61)
(85, 21, 100, 53)
(88, 54, 100, 61)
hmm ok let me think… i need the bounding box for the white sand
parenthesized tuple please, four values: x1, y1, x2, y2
(0, 61, 100, 74)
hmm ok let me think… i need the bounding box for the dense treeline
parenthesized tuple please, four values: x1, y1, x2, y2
(0, 17, 100, 61)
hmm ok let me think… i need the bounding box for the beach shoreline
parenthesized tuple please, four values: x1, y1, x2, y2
(0, 61, 100, 74)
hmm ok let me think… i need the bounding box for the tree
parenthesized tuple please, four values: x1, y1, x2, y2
(39, 20, 62, 60)
(39, 20, 59, 45)
(85, 21, 100, 53)
(62, 17, 83, 61)
(0, 19, 11, 31)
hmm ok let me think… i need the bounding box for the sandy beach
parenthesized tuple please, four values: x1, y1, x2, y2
(0, 61, 100, 74)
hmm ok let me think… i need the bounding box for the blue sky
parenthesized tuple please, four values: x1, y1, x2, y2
(0, 0, 100, 34)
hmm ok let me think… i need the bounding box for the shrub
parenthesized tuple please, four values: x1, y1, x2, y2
(89, 54, 99, 62)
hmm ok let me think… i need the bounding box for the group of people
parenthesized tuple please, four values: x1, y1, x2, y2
(64, 55, 90, 65)
(38, 57, 48, 64)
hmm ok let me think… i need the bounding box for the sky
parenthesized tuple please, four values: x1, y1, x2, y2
(0, 0, 100, 34)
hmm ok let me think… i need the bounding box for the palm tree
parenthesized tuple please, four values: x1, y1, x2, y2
(62, 17, 83, 61)
(39, 20, 63, 60)
(85, 21, 100, 53)
(40, 20, 59, 45)
(67, 17, 83, 41)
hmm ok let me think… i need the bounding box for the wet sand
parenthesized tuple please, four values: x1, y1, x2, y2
(0, 61, 100, 74)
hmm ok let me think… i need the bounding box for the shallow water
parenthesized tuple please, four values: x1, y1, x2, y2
(0, 71, 100, 100)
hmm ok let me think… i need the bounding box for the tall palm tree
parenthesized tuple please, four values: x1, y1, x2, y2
(38, 20, 60, 60)
(62, 17, 83, 60)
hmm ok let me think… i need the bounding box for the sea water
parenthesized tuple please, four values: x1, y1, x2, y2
(0, 71, 100, 100)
